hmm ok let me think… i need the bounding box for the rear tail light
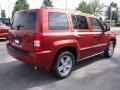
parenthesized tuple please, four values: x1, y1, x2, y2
(34, 34, 42, 52)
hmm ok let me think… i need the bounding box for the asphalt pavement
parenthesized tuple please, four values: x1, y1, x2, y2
(0, 27, 120, 90)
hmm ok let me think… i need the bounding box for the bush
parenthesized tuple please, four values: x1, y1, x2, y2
(115, 23, 120, 27)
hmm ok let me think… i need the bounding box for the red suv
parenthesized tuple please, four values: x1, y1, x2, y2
(0, 22, 10, 39)
(7, 8, 116, 78)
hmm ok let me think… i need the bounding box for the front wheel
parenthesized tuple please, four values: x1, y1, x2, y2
(53, 51, 75, 79)
(104, 41, 115, 58)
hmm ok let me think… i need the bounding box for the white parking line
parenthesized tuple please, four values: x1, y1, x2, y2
(0, 41, 8, 44)
(0, 43, 7, 45)
(0, 46, 5, 47)
(0, 42, 7, 47)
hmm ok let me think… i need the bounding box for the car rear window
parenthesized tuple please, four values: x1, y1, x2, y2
(12, 11, 36, 30)
(48, 12, 69, 30)
(0, 22, 5, 26)
(0, 18, 10, 26)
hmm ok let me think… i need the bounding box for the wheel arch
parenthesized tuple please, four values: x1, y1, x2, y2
(110, 38, 116, 47)
(51, 46, 78, 70)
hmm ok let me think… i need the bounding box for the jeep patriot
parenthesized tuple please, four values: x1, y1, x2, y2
(7, 8, 116, 78)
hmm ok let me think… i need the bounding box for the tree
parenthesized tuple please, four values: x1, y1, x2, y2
(106, 2, 119, 23)
(1, 10, 6, 18)
(12, 0, 29, 17)
(76, 0, 92, 14)
(76, 0, 104, 15)
(43, 0, 53, 7)
(89, 0, 104, 15)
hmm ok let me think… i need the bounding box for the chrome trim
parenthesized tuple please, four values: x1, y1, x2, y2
(80, 43, 107, 51)
(93, 43, 107, 48)
(40, 51, 52, 54)
(78, 52, 104, 61)
(80, 46, 92, 50)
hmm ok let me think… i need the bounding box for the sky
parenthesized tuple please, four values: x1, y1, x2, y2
(0, 0, 120, 17)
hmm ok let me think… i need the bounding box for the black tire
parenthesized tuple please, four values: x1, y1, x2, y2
(104, 41, 115, 58)
(53, 51, 75, 79)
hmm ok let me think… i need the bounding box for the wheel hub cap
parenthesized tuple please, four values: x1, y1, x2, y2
(58, 55, 72, 76)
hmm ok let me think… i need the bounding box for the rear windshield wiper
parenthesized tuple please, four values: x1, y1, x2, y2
(16, 24, 24, 30)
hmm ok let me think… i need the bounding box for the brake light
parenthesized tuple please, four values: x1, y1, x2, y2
(34, 34, 42, 52)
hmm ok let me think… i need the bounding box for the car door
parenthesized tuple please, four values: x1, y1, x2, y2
(89, 18, 108, 54)
(71, 15, 93, 60)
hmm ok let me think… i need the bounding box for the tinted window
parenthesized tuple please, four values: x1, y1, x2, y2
(12, 11, 36, 30)
(71, 15, 78, 29)
(90, 18, 103, 30)
(0, 22, 5, 26)
(0, 18, 10, 26)
(48, 13, 68, 30)
(0, 19, 4, 23)
(4, 19, 10, 25)
(72, 15, 88, 29)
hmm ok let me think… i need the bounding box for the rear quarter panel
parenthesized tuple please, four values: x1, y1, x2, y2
(40, 9, 79, 67)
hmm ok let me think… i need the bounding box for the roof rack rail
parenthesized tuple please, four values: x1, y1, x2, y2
(40, 6, 97, 18)
(41, 6, 71, 10)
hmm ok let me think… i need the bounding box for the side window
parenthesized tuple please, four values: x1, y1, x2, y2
(76, 15, 88, 29)
(90, 18, 103, 31)
(48, 12, 68, 30)
(71, 15, 88, 29)
(71, 15, 78, 29)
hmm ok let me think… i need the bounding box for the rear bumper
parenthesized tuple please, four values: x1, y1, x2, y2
(7, 43, 54, 71)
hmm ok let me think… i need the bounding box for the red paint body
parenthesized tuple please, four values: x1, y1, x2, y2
(7, 8, 116, 70)
(0, 25, 9, 38)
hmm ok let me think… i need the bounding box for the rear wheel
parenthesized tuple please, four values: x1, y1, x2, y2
(53, 51, 75, 79)
(104, 41, 115, 58)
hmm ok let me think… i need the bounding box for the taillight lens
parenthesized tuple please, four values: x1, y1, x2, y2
(34, 34, 42, 52)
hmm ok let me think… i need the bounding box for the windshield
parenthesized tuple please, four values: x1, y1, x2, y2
(0, 22, 5, 26)
(12, 11, 36, 30)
